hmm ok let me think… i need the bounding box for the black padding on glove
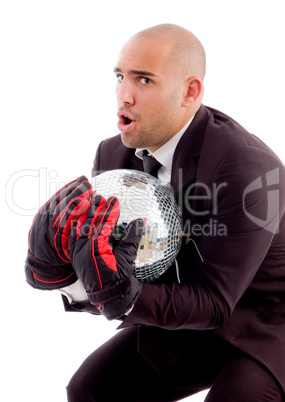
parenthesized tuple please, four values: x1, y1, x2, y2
(25, 250, 75, 290)
(25, 176, 92, 290)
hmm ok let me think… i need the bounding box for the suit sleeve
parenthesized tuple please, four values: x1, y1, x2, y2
(91, 141, 102, 178)
(120, 146, 285, 330)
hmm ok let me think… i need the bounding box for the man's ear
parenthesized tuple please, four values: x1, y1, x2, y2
(182, 77, 204, 107)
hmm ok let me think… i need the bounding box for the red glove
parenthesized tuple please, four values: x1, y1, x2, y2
(25, 176, 92, 290)
(70, 194, 143, 320)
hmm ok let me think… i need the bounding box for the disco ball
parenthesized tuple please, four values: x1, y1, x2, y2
(92, 169, 183, 282)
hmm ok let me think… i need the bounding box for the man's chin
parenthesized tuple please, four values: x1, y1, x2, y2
(120, 132, 140, 149)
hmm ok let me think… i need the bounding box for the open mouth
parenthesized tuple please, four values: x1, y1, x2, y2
(117, 113, 136, 132)
(121, 115, 133, 125)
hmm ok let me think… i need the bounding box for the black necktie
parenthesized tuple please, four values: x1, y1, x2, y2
(142, 150, 162, 178)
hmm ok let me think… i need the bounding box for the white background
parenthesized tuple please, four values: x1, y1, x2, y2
(1, 1, 285, 401)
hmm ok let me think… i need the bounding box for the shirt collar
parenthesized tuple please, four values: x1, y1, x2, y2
(135, 116, 194, 171)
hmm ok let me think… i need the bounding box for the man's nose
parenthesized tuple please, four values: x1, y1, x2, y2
(116, 79, 135, 105)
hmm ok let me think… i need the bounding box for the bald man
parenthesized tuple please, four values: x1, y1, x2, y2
(115, 24, 205, 151)
(62, 24, 285, 401)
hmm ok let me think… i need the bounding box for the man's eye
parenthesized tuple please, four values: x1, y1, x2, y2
(116, 74, 124, 82)
(139, 77, 152, 85)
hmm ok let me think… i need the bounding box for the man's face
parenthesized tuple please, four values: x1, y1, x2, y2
(114, 37, 188, 152)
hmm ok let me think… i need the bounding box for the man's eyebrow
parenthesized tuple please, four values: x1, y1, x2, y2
(113, 67, 158, 77)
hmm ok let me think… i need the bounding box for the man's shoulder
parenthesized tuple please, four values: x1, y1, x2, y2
(196, 106, 285, 184)
(206, 106, 253, 139)
(93, 133, 139, 175)
(203, 105, 275, 154)
(97, 133, 133, 159)
(98, 133, 124, 148)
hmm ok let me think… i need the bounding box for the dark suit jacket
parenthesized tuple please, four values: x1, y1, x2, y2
(66, 105, 285, 390)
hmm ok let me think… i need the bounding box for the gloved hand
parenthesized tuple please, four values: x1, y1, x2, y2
(70, 194, 143, 320)
(25, 176, 92, 290)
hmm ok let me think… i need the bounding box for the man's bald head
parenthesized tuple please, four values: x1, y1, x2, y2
(129, 23, 206, 81)
(115, 24, 205, 150)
